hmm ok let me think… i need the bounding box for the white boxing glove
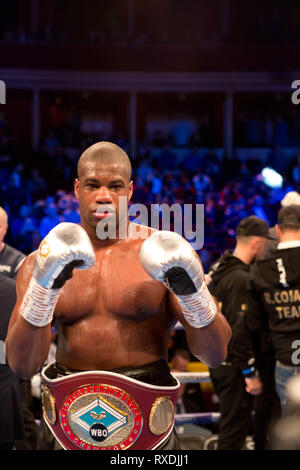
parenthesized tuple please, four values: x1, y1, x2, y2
(20, 223, 95, 327)
(139, 231, 217, 328)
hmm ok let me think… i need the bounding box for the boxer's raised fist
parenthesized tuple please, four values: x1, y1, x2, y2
(20, 223, 95, 327)
(139, 231, 217, 328)
(139, 230, 204, 292)
(34, 222, 95, 289)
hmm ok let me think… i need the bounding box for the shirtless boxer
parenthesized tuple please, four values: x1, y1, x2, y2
(5, 142, 231, 450)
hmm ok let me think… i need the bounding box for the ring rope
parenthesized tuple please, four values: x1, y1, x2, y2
(175, 412, 221, 425)
(173, 371, 211, 383)
(173, 371, 217, 425)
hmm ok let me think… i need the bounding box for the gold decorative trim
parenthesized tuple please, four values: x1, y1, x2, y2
(42, 385, 57, 425)
(149, 396, 174, 436)
(36, 240, 51, 268)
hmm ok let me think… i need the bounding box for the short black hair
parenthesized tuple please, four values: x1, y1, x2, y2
(77, 141, 132, 181)
(236, 215, 271, 239)
(278, 204, 300, 232)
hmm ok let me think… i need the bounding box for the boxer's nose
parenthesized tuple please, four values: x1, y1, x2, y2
(95, 186, 113, 204)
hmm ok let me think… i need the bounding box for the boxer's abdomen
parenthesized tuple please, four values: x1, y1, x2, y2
(55, 310, 170, 370)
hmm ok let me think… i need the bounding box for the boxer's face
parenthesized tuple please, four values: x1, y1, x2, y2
(74, 161, 133, 236)
(0, 210, 8, 245)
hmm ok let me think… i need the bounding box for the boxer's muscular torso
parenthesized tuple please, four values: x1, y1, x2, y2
(19, 235, 176, 371)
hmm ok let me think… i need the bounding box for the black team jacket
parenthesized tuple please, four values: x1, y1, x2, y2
(207, 250, 256, 377)
(247, 246, 300, 367)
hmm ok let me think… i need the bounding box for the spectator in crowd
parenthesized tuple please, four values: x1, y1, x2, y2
(171, 114, 196, 147)
(10, 206, 32, 244)
(170, 349, 204, 416)
(148, 169, 163, 199)
(136, 156, 154, 182)
(44, 129, 59, 154)
(158, 144, 177, 171)
(17, 215, 40, 255)
(39, 203, 61, 239)
(193, 173, 213, 203)
(183, 146, 203, 174)
(61, 199, 80, 224)
(26, 169, 47, 200)
(9, 163, 24, 189)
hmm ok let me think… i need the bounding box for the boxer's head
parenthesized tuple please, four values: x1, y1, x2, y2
(0, 207, 8, 245)
(77, 141, 132, 182)
(74, 142, 133, 237)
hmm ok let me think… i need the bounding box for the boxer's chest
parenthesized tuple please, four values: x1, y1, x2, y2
(55, 243, 166, 323)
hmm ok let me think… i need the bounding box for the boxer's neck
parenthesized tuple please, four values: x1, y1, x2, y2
(81, 220, 130, 248)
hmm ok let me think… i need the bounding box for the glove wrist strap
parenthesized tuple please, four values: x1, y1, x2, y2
(20, 277, 60, 327)
(166, 281, 217, 328)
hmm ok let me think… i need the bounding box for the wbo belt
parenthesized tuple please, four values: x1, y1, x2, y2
(41, 362, 180, 451)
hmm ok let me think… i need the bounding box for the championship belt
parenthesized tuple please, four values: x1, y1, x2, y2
(41, 362, 180, 450)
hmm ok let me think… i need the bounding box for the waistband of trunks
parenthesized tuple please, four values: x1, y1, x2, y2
(54, 360, 176, 386)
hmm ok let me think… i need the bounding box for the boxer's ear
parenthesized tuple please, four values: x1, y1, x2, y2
(128, 180, 133, 202)
(74, 178, 79, 199)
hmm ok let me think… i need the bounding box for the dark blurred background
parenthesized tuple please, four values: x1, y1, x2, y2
(1, 0, 300, 269)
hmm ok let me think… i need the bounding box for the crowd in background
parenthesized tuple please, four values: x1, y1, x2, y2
(1, 109, 300, 273)
(234, 111, 300, 148)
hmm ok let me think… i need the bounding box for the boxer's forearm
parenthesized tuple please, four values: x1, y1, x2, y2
(5, 317, 51, 379)
(185, 311, 231, 368)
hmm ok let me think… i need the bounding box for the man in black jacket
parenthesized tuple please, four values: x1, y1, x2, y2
(0, 274, 25, 449)
(247, 205, 300, 416)
(206, 215, 271, 450)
